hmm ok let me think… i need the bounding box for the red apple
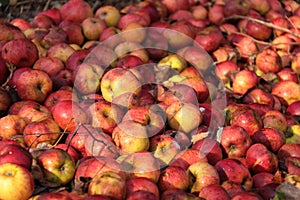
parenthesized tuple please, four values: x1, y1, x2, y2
(95, 5, 121, 27)
(37, 148, 76, 186)
(23, 118, 61, 148)
(17, 102, 52, 124)
(220, 125, 252, 158)
(232, 69, 258, 95)
(199, 184, 231, 200)
(278, 143, 300, 161)
(59, 0, 93, 23)
(81, 17, 106, 41)
(10, 18, 32, 31)
(194, 26, 224, 53)
(215, 158, 253, 191)
(0, 115, 26, 139)
(251, 127, 286, 152)
(126, 177, 159, 198)
(54, 143, 81, 164)
(272, 80, 300, 106)
(158, 166, 189, 192)
(169, 149, 207, 170)
(246, 143, 278, 174)
(47, 43, 75, 63)
(51, 100, 89, 133)
(262, 110, 288, 133)
(16, 69, 53, 103)
(255, 48, 282, 74)
(1, 38, 38, 68)
(44, 89, 77, 112)
(33, 57, 64, 77)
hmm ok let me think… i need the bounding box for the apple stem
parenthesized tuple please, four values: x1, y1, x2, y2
(224, 15, 300, 38)
(2, 62, 16, 88)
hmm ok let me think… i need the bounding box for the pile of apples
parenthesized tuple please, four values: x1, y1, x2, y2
(0, 0, 300, 199)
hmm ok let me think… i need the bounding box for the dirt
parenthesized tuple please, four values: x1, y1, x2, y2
(1, 0, 141, 22)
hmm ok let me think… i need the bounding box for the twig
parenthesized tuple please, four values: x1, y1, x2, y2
(224, 15, 300, 38)
(43, 0, 52, 11)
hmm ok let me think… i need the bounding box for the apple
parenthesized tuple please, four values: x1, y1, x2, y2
(169, 10, 193, 21)
(112, 120, 150, 153)
(74, 156, 125, 183)
(81, 17, 106, 41)
(220, 125, 252, 158)
(277, 68, 299, 83)
(47, 43, 76, 63)
(33, 57, 65, 77)
(60, 22, 85, 46)
(255, 48, 282, 74)
(73, 63, 104, 95)
(44, 89, 77, 112)
(251, 127, 286, 152)
(169, 149, 207, 170)
(284, 156, 300, 176)
(116, 54, 144, 69)
(38, 8, 61, 25)
(215, 158, 253, 191)
(59, 0, 93, 23)
(166, 102, 202, 134)
(245, 14, 272, 41)
(192, 5, 208, 20)
(0, 115, 26, 139)
(163, 21, 195, 49)
(84, 126, 120, 158)
(252, 172, 274, 188)
(120, 151, 160, 183)
(194, 26, 224, 53)
(23, 118, 61, 148)
(17, 102, 52, 124)
(149, 134, 181, 166)
(88, 171, 126, 200)
(286, 101, 300, 116)
(158, 165, 189, 192)
(272, 80, 300, 106)
(198, 184, 231, 200)
(262, 110, 288, 133)
(95, 5, 121, 27)
(286, 124, 300, 144)
(16, 69, 52, 103)
(65, 49, 91, 73)
(161, 0, 190, 13)
(54, 143, 81, 164)
(33, 192, 72, 200)
(122, 105, 166, 137)
(88, 100, 125, 134)
(126, 177, 159, 198)
(231, 192, 263, 200)
(221, 180, 246, 198)
(0, 163, 34, 200)
(160, 188, 199, 200)
(232, 69, 258, 95)
(51, 100, 89, 133)
(10, 18, 32, 31)
(32, 13, 55, 29)
(243, 88, 275, 106)
(1, 38, 38, 68)
(246, 143, 278, 174)
(51, 69, 74, 90)
(113, 41, 149, 63)
(191, 137, 223, 165)
(121, 22, 147, 43)
(278, 143, 300, 162)
(188, 161, 220, 194)
(37, 148, 75, 186)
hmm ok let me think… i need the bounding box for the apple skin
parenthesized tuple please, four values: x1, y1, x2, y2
(284, 156, 300, 176)
(54, 143, 81, 164)
(215, 158, 253, 191)
(33, 57, 65, 77)
(112, 120, 150, 154)
(0, 163, 34, 200)
(252, 172, 274, 188)
(232, 69, 258, 96)
(169, 149, 207, 171)
(95, 5, 121, 27)
(278, 143, 300, 161)
(188, 161, 220, 194)
(51, 69, 73, 90)
(126, 190, 158, 200)
(251, 128, 286, 152)
(74, 156, 126, 182)
(44, 89, 77, 112)
(220, 125, 252, 158)
(23, 118, 61, 148)
(160, 188, 199, 200)
(1, 38, 38, 68)
(231, 192, 263, 200)
(88, 171, 126, 200)
(60, 22, 85, 46)
(191, 137, 223, 165)
(17, 102, 52, 124)
(126, 177, 159, 198)
(272, 80, 300, 106)
(245, 14, 272, 41)
(47, 43, 75, 63)
(8, 100, 39, 115)
(0, 114, 26, 139)
(10, 18, 32, 31)
(59, 0, 93, 23)
(32, 13, 56, 29)
(198, 184, 231, 200)
(243, 88, 275, 107)
(223, 0, 250, 17)
(88, 100, 125, 134)
(255, 48, 282, 74)
(37, 148, 76, 186)
(81, 17, 106, 41)
(286, 101, 300, 116)
(51, 100, 89, 133)
(0, 141, 32, 170)
(16, 69, 53, 103)
(100, 68, 141, 103)
(262, 110, 288, 133)
(246, 143, 278, 174)
(120, 151, 161, 183)
(158, 166, 189, 192)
